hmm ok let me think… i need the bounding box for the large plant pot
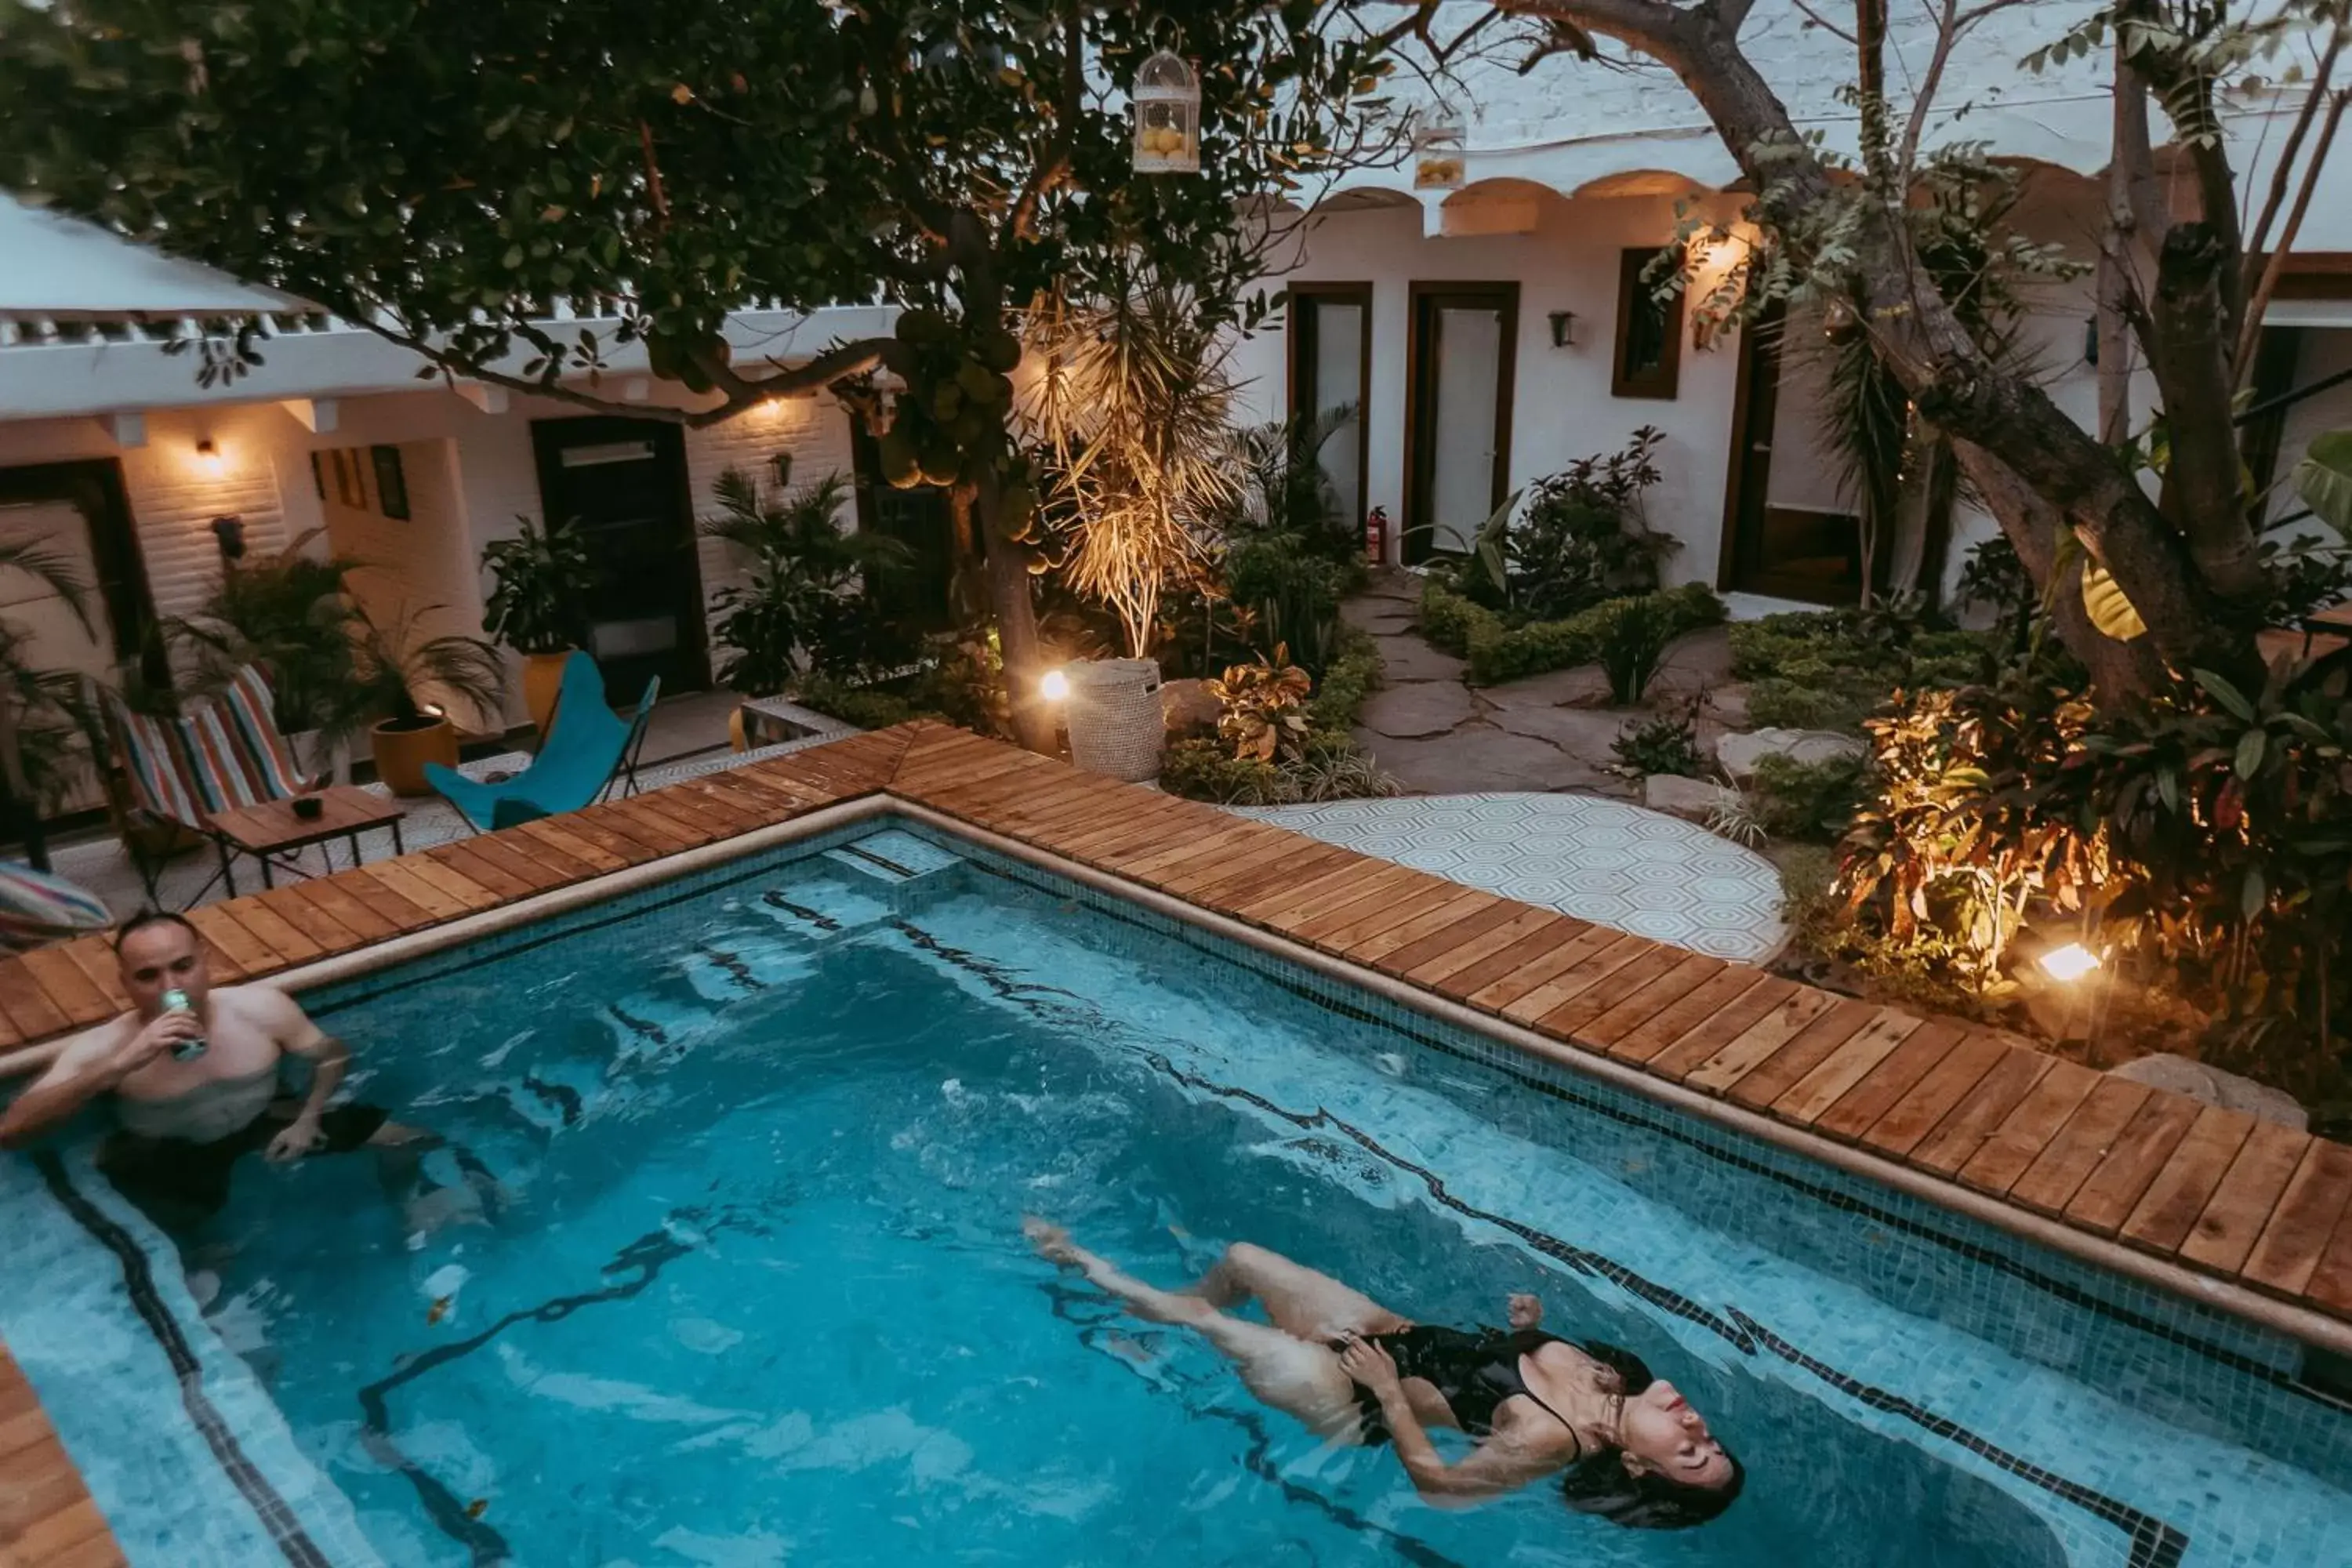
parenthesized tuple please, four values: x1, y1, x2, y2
(371, 715, 459, 797)
(521, 650, 572, 737)
(1063, 658, 1166, 783)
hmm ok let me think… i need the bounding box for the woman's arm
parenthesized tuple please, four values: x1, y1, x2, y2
(1337, 1335, 1545, 1506)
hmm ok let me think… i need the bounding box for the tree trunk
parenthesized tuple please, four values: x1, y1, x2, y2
(975, 478, 1056, 753)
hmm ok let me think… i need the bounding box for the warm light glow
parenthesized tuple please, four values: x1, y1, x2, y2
(194, 438, 226, 477)
(421, 703, 446, 719)
(1040, 669, 1070, 702)
(2038, 942, 2101, 983)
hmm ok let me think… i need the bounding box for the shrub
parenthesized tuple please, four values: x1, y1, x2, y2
(1508, 426, 1674, 619)
(1163, 633, 1393, 806)
(1731, 608, 1995, 731)
(1162, 735, 1291, 804)
(1209, 649, 1313, 761)
(1223, 528, 1363, 677)
(1591, 596, 1680, 703)
(1611, 705, 1703, 777)
(1305, 630, 1382, 732)
(1465, 583, 1725, 687)
(1417, 579, 1499, 658)
(1748, 753, 1870, 843)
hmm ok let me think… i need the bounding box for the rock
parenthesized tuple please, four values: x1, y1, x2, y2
(1703, 682, 1751, 728)
(2110, 1053, 2308, 1131)
(1341, 597, 1417, 634)
(1359, 681, 1475, 739)
(1486, 662, 1615, 708)
(1486, 701, 1632, 760)
(1642, 773, 1722, 823)
(1370, 634, 1467, 684)
(1159, 677, 1221, 735)
(1715, 726, 1864, 782)
(1648, 625, 1737, 689)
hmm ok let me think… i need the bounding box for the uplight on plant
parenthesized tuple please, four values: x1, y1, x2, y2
(2038, 942, 2101, 984)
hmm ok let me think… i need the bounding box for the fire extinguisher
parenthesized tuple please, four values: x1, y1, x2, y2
(1365, 505, 1390, 564)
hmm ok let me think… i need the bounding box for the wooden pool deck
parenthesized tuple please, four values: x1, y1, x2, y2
(5, 720, 2350, 1561)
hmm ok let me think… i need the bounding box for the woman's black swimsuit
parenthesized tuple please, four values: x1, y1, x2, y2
(1342, 1327, 1653, 1446)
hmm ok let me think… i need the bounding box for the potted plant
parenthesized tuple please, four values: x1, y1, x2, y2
(353, 607, 508, 796)
(481, 514, 598, 734)
(702, 469, 910, 696)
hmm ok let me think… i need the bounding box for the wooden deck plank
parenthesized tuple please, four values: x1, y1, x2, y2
(1860, 1030, 2011, 1158)
(1459, 924, 1624, 1012)
(1773, 1015, 1937, 1128)
(1249, 861, 1430, 933)
(1200, 844, 1373, 918)
(1343, 889, 1501, 965)
(56, 939, 132, 1014)
(1290, 869, 1468, 946)
(569, 799, 695, 855)
(1603, 967, 1769, 1065)
(1648, 978, 1817, 1083)
(1493, 933, 1653, 1023)
(2181, 1121, 2315, 1275)
(12, 946, 115, 1029)
(1428, 914, 1591, 997)
(292, 873, 412, 942)
(1813, 1022, 1970, 1142)
(178, 906, 264, 978)
(2241, 1139, 2352, 1296)
(683, 770, 801, 826)
(1530, 943, 1687, 1039)
(1407, 907, 1573, 988)
(1167, 839, 1356, 906)
(0, 959, 71, 1044)
(1376, 900, 1540, 979)
(260, 880, 381, 946)
(608, 793, 726, 848)
(2118, 1105, 2257, 1254)
(1580, 953, 1727, 1051)
(1226, 855, 1399, 926)
(223, 896, 330, 967)
(2304, 1201, 2352, 1316)
(326, 866, 440, 934)
(1908, 1050, 2055, 1176)
(1956, 1058, 2103, 1198)
(1693, 992, 1853, 1105)
(535, 808, 671, 866)
(365, 856, 495, 920)
(471, 827, 595, 889)
(2060, 1092, 2205, 1236)
(1107, 821, 1287, 884)
(506, 817, 633, 876)
(417, 842, 535, 902)
(1036, 798, 1201, 860)
(2007, 1078, 2156, 1217)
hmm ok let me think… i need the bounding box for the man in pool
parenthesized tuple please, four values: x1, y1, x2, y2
(1025, 1220, 1742, 1530)
(0, 909, 417, 1227)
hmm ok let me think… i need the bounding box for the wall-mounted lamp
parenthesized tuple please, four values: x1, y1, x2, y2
(210, 514, 246, 561)
(1547, 310, 1578, 349)
(771, 452, 794, 488)
(194, 437, 226, 477)
(2082, 317, 2100, 367)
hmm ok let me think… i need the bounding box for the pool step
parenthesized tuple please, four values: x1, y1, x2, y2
(819, 828, 968, 913)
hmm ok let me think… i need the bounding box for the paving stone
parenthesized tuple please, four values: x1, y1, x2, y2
(1371, 634, 1468, 684)
(1342, 597, 1418, 633)
(1484, 662, 1615, 707)
(1642, 772, 1722, 822)
(1486, 701, 1635, 757)
(1359, 681, 1476, 739)
(1356, 727, 1629, 797)
(1702, 682, 1751, 728)
(2111, 1052, 2309, 1131)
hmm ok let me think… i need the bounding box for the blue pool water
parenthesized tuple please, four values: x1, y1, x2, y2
(4, 823, 2349, 1566)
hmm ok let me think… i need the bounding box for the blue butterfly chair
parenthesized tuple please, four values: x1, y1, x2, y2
(426, 652, 659, 831)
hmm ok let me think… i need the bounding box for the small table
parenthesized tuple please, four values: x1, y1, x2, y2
(202, 786, 408, 898)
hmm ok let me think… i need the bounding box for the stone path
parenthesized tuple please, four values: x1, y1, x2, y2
(1345, 570, 1735, 797)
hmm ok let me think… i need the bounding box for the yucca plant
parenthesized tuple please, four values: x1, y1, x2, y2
(350, 604, 508, 731)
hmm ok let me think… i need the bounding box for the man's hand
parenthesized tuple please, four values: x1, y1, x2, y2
(1335, 1330, 1403, 1396)
(1507, 1293, 1542, 1331)
(113, 1011, 202, 1080)
(265, 1116, 326, 1163)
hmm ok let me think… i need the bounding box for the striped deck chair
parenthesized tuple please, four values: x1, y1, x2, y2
(99, 664, 321, 905)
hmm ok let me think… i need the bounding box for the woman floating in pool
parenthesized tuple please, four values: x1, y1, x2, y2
(1024, 1221, 1741, 1530)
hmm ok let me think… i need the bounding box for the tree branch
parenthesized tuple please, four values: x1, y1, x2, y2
(1789, 0, 1857, 46)
(2234, 85, 2350, 388)
(2245, 24, 2345, 261)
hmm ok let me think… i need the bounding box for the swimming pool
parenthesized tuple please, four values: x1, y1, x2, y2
(3, 820, 2347, 1566)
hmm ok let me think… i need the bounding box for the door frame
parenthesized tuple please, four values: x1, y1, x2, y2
(527, 415, 710, 692)
(1284, 281, 1374, 538)
(0, 456, 165, 686)
(1402, 281, 1519, 565)
(1715, 306, 1882, 605)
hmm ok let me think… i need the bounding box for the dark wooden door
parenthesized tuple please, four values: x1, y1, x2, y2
(850, 424, 957, 633)
(530, 417, 707, 702)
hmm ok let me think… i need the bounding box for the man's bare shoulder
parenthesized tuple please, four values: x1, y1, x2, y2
(212, 982, 328, 1047)
(40, 1011, 136, 1074)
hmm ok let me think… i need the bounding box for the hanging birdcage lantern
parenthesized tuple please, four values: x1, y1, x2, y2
(1132, 50, 1200, 174)
(1411, 103, 1466, 191)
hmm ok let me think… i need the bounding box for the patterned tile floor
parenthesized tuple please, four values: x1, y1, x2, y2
(1231, 791, 1789, 964)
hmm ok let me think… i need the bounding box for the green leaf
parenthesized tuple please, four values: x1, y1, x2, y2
(2080, 561, 2147, 641)
(2234, 727, 2267, 779)
(2292, 430, 2352, 536)
(2156, 768, 2180, 814)
(2241, 866, 2266, 920)
(2193, 667, 2257, 722)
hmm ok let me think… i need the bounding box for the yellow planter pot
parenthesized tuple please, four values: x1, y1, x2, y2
(521, 650, 572, 737)
(371, 716, 459, 797)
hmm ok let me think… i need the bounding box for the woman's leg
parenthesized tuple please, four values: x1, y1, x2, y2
(1025, 1221, 1367, 1438)
(1185, 1241, 1411, 1341)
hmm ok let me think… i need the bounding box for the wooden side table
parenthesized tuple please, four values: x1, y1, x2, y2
(201, 786, 408, 898)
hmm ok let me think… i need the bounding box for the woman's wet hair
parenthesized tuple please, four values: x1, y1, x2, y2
(1559, 1447, 1745, 1530)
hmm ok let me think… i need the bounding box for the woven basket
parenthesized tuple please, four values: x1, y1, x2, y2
(1064, 658, 1166, 783)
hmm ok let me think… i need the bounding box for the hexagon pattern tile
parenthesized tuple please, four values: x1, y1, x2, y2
(1231, 793, 1788, 963)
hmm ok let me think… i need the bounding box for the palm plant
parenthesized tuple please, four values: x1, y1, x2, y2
(1025, 283, 1243, 657)
(351, 604, 508, 732)
(702, 468, 911, 695)
(0, 540, 105, 869)
(170, 530, 376, 746)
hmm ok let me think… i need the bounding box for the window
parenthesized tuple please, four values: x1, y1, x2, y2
(1612, 246, 1684, 400)
(1285, 284, 1372, 540)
